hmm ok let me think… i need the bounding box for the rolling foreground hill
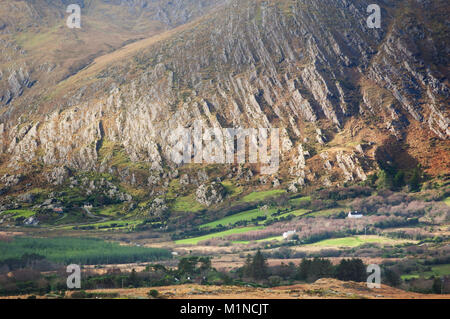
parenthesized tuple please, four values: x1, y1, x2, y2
(2, 279, 448, 299)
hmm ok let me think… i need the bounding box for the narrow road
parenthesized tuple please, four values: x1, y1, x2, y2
(82, 206, 109, 223)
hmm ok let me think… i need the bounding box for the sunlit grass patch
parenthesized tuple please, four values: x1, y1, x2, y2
(288, 196, 311, 205)
(307, 236, 414, 248)
(175, 226, 264, 245)
(308, 207, 347, 217)
(200, 207, 277, 229)
(276, 209, 310, 218)
(1, 209, 35, 219)
(240, 189, 286, 203)
(221, 180, 243, 197)
(173, 194, 206, 212)
(93, 204, 124, 217)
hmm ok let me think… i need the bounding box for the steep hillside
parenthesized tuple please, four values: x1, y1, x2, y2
(0, 0, 448, 213)
(0, 0, 228, 117)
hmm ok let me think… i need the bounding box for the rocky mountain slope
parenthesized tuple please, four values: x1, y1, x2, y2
(0, 0, 227, 114)
(0, 0, 448, 211)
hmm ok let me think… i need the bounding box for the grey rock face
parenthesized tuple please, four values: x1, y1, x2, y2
(45, 167, 71, 186)
(24, 216, 39, 226)
(196, 182, 226, 206)
(147, 197, 168, 216)
(0, 0, 448, 196)
(17, 193, 35, 203)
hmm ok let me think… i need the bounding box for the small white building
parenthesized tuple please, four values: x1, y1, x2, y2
(283, 230, 296, 240)
(347, 211, 363, 219)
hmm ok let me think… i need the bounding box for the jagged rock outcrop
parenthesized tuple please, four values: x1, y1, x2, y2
(196, 182, 226, 206)
(0, 0, 448, 201)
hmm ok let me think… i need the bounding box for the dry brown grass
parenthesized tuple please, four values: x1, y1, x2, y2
(22, 280, 446, 299)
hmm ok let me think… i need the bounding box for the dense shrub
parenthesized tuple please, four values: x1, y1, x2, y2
(297, 258, 334, 283)
(335, 259, 366, 282)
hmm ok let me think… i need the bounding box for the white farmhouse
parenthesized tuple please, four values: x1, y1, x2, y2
(283, 230, 296, 240)
(347, 211, 363, 219)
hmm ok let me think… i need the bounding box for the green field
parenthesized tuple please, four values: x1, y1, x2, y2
(277, 209, 310, 219)
(0, 237, 171, 265)
(175, 226, 264, 245)
(288, 196, 311, 205)
(240, 189, 286, 202)
(92, 204, 124, 217)
(401, 264, 450, 280)
(308, 236, 412, 248)
(308, 207, 347, 217)
(200, 207, 277, 229)
(172, 194, 206, 212)
(221, 180, 243, 197)
(0, 209, 35, 219)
